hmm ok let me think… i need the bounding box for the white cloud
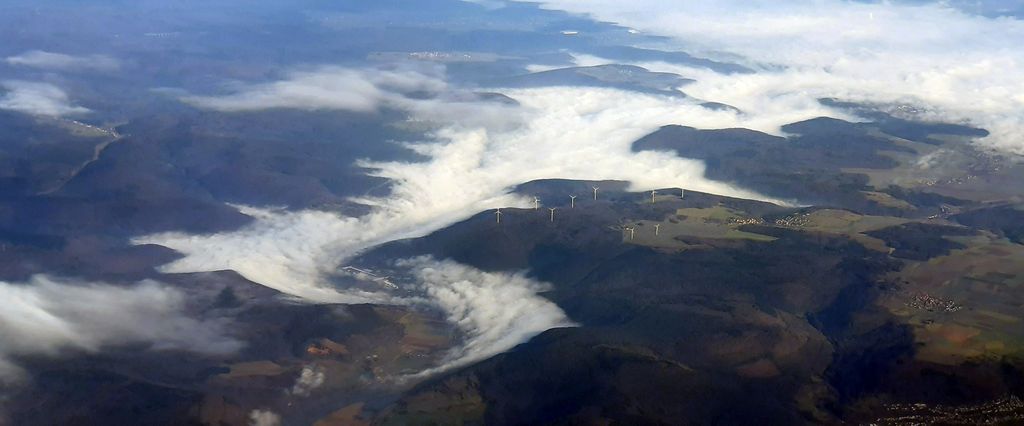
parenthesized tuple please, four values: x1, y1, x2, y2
(399, 256, 574, 375)
(461, 0, 507, 9)
(0, 81, 89, 117)
(523, 0, 1024, 154)
(0, 275, 241, 383)
(139, 71, 791, 304)
(525, 64, 564, 73)
(137, 69, 796, 375)
(181, 66, 448, 113)
(248, 409, 281, 426)
(181, 66, 522, 130)
(288, 364, 325, 397)
(4, 50, 120, 72)
(134, 206, 398, 304)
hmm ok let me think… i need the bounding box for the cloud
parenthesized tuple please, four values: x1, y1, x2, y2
(524, 0, 1024, 154)
(137, 69, 796, 374)
(4, 50, 120, 72)
(130, 210, 324, 302)
(461, 0, 507, 9)
(288, 364, 325, 397)
(180, 66, 522, 130)
(0, 275, 241, 383)
(139, 71, 792, 304)
(180, 66, 448, 113)
(84, 0, 1024, 387)
(248, 410, 281, 426)
(399, 256, 575, 375)
(0, 81, 89, 117)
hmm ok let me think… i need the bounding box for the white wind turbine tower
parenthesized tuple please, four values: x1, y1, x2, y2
(592, 186, 600, 200)
(681, 188, 685, 199)
(549, 207, 557, 222)
(570, 195, 577, 208)
(494, 208, 502, 224)
(533, 196, 541, 210)
(650, 190, 658, 204)
(624, 226, 635, 241)
(654, 224, 660, 236)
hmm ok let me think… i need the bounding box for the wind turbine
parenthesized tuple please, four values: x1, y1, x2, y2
(650, 190, 658, 204)
(549, 207, 557, 222)
(570, 195, 577, 208)
(592, 186, 600, 200)
(654, 224, 661, 235)
(533, 196, 540, 210)
(681, 188, 685, 199)
(494, 208, 502, 224)
(625, 226, 635, 241)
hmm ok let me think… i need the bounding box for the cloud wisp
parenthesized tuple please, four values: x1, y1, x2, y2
(288, 364, 326, 397)
(248, 410, 281, 426)
(526, 0, 1024, 154)
(180, 66, 446, 113)
(399, 256, 575, 376)
(0, 275, 241, 383)
(180, 65, 522, 130)
(4, 50, 120, 72)
(461, 0, 508, 10)
(0, 81, 89, 117)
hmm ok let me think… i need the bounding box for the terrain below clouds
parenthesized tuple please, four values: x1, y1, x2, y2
(1, 0, 1023, 425)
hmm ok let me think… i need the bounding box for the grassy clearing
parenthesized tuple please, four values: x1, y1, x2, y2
(880, 237, 1024, 364)
(624, 206, 776, 249)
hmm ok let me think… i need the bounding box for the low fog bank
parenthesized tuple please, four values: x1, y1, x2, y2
(399, 256, 575, 376)
(528, 0, 1024, 154)
(0, 275, 241, 382)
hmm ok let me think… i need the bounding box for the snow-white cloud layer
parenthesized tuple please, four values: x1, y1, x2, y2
(136, 66, 790, 304)
(180, 66, 521, 130)
(0, 276, 241, 382)
(4, 50, 120, 72)
(0, 81, 89, 117)
(400, 256, 574, 375)
(527, 0, 1024, 153)
(135, 206, 394, 304)
(134, 67, 786, 375)
(181, 66, 444, 113)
